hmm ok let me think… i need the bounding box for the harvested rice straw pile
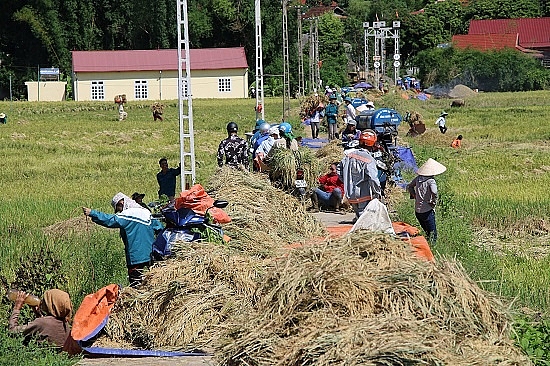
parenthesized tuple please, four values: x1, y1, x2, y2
(96, 241, 264, 350)
(315, 139, 344, 166)
(267, 147, 323, 191)
(217, 231, 530, 365)
(43, 216, 103, 237)
(208, 167, 326, 257)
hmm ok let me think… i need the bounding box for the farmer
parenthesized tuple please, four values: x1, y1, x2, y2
(9, 289, 73, 350)
(0, 112, 6, 124)
(338, 131, 381, 220)
(157, 158, 181, 201)
(309, 101, 324, 139)
(435, 111, 448, 134)
(341, 119, 360, 144)
(217, 122, 249, 170)
(361, 130, 389, 197)
(251, 121, 271, 161)
(254, 126, 279, 171)
(451, 134, 463, 148)
(343, 97, 356, 126)
(310, 163, 344, 212)
(132, 192, 150, 211)
(406, 158, 446, 244)
(83, 193, 164, 287)
(118, 103, 127, 121)
(325, 94, 339, 140)
(277, 122, 299, 151)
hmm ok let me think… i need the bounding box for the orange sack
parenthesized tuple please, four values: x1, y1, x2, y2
(175, 184, 231, 224)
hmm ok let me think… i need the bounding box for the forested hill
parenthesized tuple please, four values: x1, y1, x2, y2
(0, 0, 548, 98)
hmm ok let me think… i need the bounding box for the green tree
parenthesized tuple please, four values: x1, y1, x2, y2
(465, 0, 541, 20)
(318, 13, 349, 87)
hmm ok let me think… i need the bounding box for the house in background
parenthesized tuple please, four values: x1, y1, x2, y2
(71, 47, 249, 102)
(452, 17, 550, 67)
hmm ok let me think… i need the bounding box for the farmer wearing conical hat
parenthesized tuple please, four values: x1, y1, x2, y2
(435, 111, 448, 134)
(406, 158, 446, 244)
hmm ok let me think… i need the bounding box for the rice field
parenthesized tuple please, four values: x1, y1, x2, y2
(0, 89, 549, 363)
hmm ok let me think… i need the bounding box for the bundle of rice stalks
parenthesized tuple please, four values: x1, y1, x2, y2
(96, 241, 264, 350)
(315, 139, 344, 166)
(42, 216, 104, 237)
(217, 231, 530, 365)
(300, 94, 328, 119)
(267, 147, 323, 191)
(151, 102, 164, 114)
(208, 167, 326, 256)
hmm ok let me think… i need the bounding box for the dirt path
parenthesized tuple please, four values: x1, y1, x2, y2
(77, 212, 350, 366)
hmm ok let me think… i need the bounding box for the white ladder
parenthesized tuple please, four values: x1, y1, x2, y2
(255, 0, 265, 122)
(176, 0, 196, 189)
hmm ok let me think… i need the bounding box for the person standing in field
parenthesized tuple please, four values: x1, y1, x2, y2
(325, 94, 339, 140)
(217, 122, 249, 170)
(82, 193, 164, 287)
(309, 101, 324, 139)
(343, 97, 356, 126)
(157, 158, 181, 201)
(9, 289, 73, 351)
(406, 158, 446, 244)
(435, 111, 448, 134)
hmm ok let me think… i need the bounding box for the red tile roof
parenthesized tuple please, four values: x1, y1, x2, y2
(72, 47, 248, 73)
(301, 5, 346, 19)
(468, 17, 550, 48)
(452, 33, 518, 51)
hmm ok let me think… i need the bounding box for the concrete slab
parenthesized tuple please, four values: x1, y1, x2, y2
(312, 211, 356, 227)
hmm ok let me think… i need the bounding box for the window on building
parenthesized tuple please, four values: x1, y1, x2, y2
(134, 80, 148, 99)
(91, 81, 105, 100)
(218, 78, 231, 92)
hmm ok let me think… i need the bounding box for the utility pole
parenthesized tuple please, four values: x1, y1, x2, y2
(255, 0, 265, 121)
(282, 0, 291, 120)
(176, 0, 196, 188)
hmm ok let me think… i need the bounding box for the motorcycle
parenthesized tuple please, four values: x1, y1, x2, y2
(292, 150, 308, 201)
(151, 199, 229, 259)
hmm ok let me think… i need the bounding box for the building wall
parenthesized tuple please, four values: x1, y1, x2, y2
(25, 81, 67, 101)
(73, 69, 248, 101)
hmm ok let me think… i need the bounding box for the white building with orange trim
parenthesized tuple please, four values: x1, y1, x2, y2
(71, 47, 249, 101)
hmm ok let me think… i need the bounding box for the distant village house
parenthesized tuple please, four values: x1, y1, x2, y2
(71, 47, 249, 102)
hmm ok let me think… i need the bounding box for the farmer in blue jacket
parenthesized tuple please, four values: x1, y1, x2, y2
(82, 192, 164, 287)
(325, 94, 339, 140)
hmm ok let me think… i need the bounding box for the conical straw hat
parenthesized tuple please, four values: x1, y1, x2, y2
(417, 158, 446, 176)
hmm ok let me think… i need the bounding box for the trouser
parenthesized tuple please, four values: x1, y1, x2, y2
(328, 123, 338, 140)
(351, 200, 369, 219)
(310, 122, 320, 139)
(415, 209, 437, 244)
(127, 261, 150, 287)
(439, 126, 447, 134)
(313, 187, 342, 210)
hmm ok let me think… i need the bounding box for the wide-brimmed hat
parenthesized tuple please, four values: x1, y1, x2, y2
(366, 101, 375, 108)
(344, 97, 352, 103)
(268, 126, 280, 136)
(0, 113, 5, 118)
(347, 119, 357, 126)
(329, 94, 337, 100)
(132, 192, 145, 200)
(417, 158, 446, 176)
(440, 111, 449, 117)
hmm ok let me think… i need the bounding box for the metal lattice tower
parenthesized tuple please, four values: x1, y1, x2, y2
(176, 0, 196, 189)
(282, 0, 291, 119)
(297, 7, 305, 97)
(255, 0, 265, 121)
(365, 21, 400, 86)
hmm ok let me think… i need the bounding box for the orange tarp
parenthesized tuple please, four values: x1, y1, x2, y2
(71, 284, 119, 341)
(175, 184, 231, 224)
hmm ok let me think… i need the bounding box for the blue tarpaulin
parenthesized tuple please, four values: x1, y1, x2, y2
(81, 346, 209, 358)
